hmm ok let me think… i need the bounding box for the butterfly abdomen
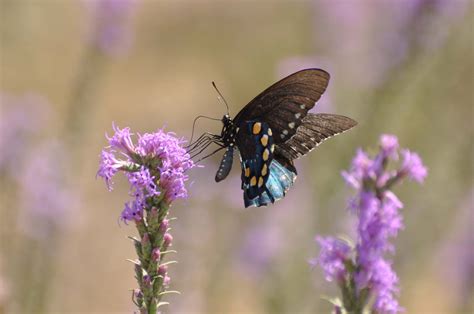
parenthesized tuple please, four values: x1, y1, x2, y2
(215, 147, 234, 182)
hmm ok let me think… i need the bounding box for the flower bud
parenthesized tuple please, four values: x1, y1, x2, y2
(134, 289, 143, 299)
(143, 274, 152, 286)
(159, 219, 169, 234)
(163, 233, 173, 249)
(141, 233, 150, 245)
(133, 288, 144, 306)
(152, 248, 161, 262)
(158, 265, 167, 276)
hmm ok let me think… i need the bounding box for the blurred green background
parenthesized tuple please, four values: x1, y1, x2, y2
(1, 1, 472, 313)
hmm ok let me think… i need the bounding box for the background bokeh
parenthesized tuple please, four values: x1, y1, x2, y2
(1, 0, 472, 313)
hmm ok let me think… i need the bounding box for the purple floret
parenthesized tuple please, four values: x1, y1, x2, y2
(379, 134, 399, 160)
(400, 149, 428, 183)
(313, 236, 351, 283)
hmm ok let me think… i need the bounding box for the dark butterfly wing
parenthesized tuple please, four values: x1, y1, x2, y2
(276, 113, 357, 160)
(236, 121, 274, 199)
(233, 69, 330, 144)
(236, 120, 296, 208)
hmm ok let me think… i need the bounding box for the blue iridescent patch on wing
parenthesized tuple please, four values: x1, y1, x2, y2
(237, 120, 297, 207)
(244, 159, 297, 208)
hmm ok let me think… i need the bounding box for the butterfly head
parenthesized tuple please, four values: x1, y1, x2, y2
(221, 114, 237, 147)
(221, 114, 232, 126)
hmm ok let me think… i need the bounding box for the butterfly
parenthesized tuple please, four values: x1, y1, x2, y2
(188, 68, 357, 207)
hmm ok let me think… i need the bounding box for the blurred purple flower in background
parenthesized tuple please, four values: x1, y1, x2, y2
(277, 0, 469, 92)
(416, 0, 469, 51)
(238, 224, 282, 277)
(84, 0, 138, 56)
(235, 169, 314, 277)
(313, 134, 427, 313)
(0, 93, 76, 238)
(0, 93, 49, 175)
(435, 190, 474, 310)
(98, 124, 195, 312)
(0, 93, 79, 313)
(18, 141, 78, 239)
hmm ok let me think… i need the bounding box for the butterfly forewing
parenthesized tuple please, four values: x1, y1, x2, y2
(234, 69, 330, 144)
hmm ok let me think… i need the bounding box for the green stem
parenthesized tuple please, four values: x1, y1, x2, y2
(133, 197, 172, 314)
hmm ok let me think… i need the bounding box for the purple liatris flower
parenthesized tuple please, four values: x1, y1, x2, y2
(314, 134, 427, 314)
(84, 0, 138, 56)
(98, 124, 193, 221)
(98, 124, 195, 312)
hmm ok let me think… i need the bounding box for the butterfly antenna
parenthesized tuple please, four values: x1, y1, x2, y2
(189, 115, 221, 145)
(212, 81, 230, 116)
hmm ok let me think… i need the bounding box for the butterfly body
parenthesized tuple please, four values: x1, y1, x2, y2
(202, 68, 356, 207)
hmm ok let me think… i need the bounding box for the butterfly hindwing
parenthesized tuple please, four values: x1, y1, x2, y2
(234, 69, 330, 144)
(244, 159, 296, 208)
(236, 120, 298, 207)
(237, 121, 274, 200)
(276, 113, 358, 160)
